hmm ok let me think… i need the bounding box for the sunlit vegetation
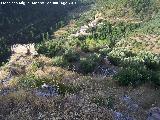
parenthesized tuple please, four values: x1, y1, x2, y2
(0, 0, 160, 119)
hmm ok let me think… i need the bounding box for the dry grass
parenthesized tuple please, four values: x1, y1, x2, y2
(0, 51, 159, 119)
(0, 90, 114, 120)
(128, 34, 160, 53)
(0, 74, 159, 120)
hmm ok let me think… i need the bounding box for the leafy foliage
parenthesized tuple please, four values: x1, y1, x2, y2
(63, 49, 80, 62)
(80, 53, 101, 74)
(35, 40, 65, 57)
(114, 65, 150, 86)
(18, 73, 81, 94)
(52, 56, 70, 68)
(96, 0, 160, 19)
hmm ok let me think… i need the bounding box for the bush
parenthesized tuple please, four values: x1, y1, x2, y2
(84, 38, 109, 52)
(81, 43, 90, 52)
(18, 74, 81, 94)
(65, 38, 81, 48)
(99, 47, 112, 56)
(63, 49, 80, 62)
(80, 60, 97, 74)
(31, 61, 45, 72)
(52, 56, 70, 68)
(87, 53, 101, 63)
(35, 40, 65, 57)
(80, 53, 101, 74)
(137, 51, 160, 70)
(18, 74, 51, 88)
(57, 83, 81, 95)
(114, 65, 150, 86)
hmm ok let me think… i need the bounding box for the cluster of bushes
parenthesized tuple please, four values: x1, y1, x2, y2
(80, 38, 109, 52)
(87, 21, 140, 48)
(114, 64, 160, 87)
(18, 73, 81, 95)
(99, 47, 112, 56)
(76, 21, 140, 53)
(63, 49, 80, 62)
(52, 56, 70, 68)
(52, 49, 80, 68)
(96, 0, 160, 20)
(114, 65, 150, 86)
(35, 40, 65, 57)
(108, 47, 160, 86)
(137, 11, 160, 35)
(80, 53, 101, 74)
(35, 0, 160, 86)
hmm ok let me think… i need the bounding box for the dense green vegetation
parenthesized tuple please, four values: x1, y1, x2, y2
(34, 0, 160, 87)
(137, 11, 160, 35)
(96, 0, 160, 20)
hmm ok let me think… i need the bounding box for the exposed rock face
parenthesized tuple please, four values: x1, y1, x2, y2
(11, 44, 36, 55)
(71, 12, 103, 37)
(114, 111, 135, 120)
(122, 95, 139, 112)
(35, 83, 59, 97)
(147, 107, 160, 120)
(93, 65, 117, 77)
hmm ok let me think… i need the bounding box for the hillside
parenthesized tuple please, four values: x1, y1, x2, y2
(0, 0, 160, 120)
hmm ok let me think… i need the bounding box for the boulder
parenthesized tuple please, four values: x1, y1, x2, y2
(147, 107, 160, 120)
(35, 83, 59, 97)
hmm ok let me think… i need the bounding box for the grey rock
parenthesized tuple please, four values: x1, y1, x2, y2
(122, 95, 139, 112)
(35, 84, 59, 97)
(122, 95, 132, 104)
(147, 107, 160, 120)
(93, 66, 117, 77)
(128, 104, 139, 112)
(114, 111, 135, 120)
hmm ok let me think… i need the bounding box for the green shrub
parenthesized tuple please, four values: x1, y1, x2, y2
(18, 74, 53, 88)
(63, 49, 80, 62)
(81, 43, 90, 52)
(121, 57, 144, 67)
(80, 59, 97, 74)
(18, 74, 81, 94)
(77, 35, 87, 41)
(114, 65, 150, 86)
(57, 83, 81, 95)
(99, 47, 112, 56)
(65, 38, 81, 48)
(31, 61, 45, 72)
(84, 38, 109, 52)
(35, 40, 65, 57)
(52, 56, 70, 68)
(80, 54, 101, 74)
(137, 51, 160, 70)
(87, 53, 101, 63)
